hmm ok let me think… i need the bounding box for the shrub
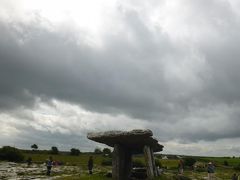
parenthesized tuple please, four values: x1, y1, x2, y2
(0, 146, 24, 162)
(70, 148, 81, 156)
(101, 158, 112, 166)
(103, 148, 111, 155)
(94, 148, 102, 154)
(184, 157, 196, 167)
(223, 160, 229, 166)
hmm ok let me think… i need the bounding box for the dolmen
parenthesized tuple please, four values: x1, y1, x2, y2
(87, 129, 164, 180)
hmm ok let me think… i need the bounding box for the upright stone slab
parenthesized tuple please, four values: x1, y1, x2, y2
(150, 147, 158, 176)
(144, 145, 155, 179)
(124, 150, 132, 179)
(112, 144, 132, 180)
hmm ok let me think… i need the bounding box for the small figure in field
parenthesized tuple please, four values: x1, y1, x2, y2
(26, 157, 32, 167)
(178, 159, 184, 175)
(207, 162, 215, 180)
(232, 173, 238, 180)
(88, 156, 93, 175)
(46, 156, 53, 176)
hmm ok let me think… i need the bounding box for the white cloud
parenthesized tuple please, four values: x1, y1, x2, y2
(0, 99, 148, 150)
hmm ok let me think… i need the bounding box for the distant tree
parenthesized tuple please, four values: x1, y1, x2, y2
(70, 148, 81, 156)
(51, 146, 59, 154)
(0, 146, 24, 162)
(31, 144, 38, 151)
(94, 148, 102, 154)
(103, 148, 111, 155)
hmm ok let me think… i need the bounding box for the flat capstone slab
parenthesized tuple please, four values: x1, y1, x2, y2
(87, 129, 163, 153)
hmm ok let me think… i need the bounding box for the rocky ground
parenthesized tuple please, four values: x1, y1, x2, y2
(0, 162, 82, 180)
(0, 161, 235, 180)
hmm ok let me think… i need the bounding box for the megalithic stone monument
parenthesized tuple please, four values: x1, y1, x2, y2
(87, 129, 164, 180)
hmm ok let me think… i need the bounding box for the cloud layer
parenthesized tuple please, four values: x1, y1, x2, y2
(1, 0, 240, 156)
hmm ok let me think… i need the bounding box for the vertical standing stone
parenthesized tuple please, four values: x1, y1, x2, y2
(124, 150, 132, 178)
(112, 144, 118, 179)
(150, 147, 157, 176)
(144, 145, 154, 179)
(112, 144, 132, 180)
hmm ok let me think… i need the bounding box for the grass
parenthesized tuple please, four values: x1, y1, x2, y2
(56, 173, 110, 180)
(160, 159, 179, 169)
(21, 152, 112, 179)
(24, 153, 106, 169)
(200, 156, 240, 166)
(16, 152, 240, 179)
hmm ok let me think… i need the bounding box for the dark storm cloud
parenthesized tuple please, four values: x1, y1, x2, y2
(1, 0, 240, 150)
(0, 12, 174, 120)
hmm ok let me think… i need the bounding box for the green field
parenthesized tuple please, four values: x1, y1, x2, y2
(24, 152, 105, 168)
(2, 151, 240, 179)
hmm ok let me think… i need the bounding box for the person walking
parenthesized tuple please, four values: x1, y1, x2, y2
(88, 156, 93, 175)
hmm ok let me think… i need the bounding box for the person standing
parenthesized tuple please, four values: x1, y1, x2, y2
(207, 162, 215, 180)
(88, 156, 93, 175)
(46, 156, 53, 176)
(178, 159, 184, 175)
(232, 173, 238, 180)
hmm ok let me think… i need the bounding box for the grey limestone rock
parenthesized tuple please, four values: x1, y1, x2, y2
(87, 129, 163, 153)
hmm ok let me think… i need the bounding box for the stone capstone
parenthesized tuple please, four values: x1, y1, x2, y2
(87, 129, 163, 153)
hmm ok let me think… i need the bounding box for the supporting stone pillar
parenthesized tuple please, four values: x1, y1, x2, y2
(143, 145, 156, 179)
(150, 147, 158, 176)
(125, 150, 132, 178)
(112, 144, 132, 180)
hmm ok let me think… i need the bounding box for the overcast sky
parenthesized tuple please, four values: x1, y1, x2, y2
(1, 0, 240, 156)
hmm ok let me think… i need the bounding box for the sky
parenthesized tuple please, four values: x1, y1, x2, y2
(1, 0, 240, 156)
